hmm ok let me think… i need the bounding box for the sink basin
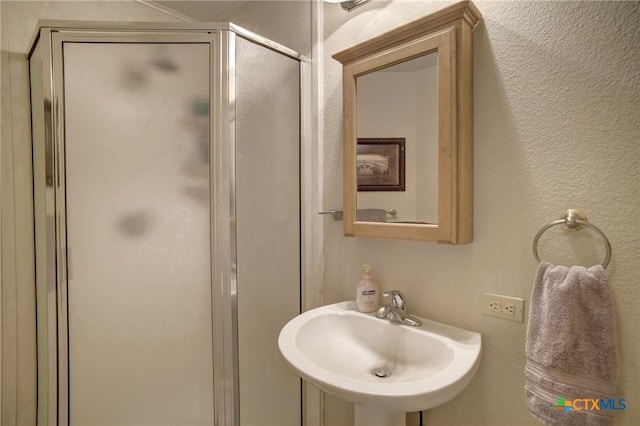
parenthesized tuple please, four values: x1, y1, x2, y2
(278, 301, 481, 426)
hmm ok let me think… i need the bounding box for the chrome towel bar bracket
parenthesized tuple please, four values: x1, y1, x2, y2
(318, 210, 344, 221)
(532, 209, 612, 268)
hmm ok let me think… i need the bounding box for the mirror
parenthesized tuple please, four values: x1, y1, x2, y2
(356, 52, 438, 225)
(333, 0, 482, 243)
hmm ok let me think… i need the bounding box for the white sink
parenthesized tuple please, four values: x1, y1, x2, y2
(278, 301, 481, 426)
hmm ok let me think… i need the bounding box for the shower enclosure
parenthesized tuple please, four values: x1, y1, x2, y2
(29, 22, 303, 425)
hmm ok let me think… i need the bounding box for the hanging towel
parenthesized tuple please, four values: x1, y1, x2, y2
(356, 208, 387, 222)
(525, 262, 617, 425)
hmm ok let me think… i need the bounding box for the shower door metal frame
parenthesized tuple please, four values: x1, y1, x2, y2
(214, 26, 308, 426)
(29, 22, 308, 426)
(226, 28, 307, 426)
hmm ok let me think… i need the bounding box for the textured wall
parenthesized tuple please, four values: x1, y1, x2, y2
(322, 1, 639, 425)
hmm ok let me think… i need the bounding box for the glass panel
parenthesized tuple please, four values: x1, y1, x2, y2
(235, 36, 301, 426)
(63, 42, 213, 425)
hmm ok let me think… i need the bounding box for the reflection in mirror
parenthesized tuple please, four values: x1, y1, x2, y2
(356, 53, 437, 224)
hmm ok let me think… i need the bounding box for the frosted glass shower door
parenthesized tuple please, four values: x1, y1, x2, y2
(63, 42, 214, 425)
(235, 36, 302, 425)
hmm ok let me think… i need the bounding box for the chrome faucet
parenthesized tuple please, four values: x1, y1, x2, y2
(375, 290, 422, 327)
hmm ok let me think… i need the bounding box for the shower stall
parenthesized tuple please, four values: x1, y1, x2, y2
(29, 22, 303, 425)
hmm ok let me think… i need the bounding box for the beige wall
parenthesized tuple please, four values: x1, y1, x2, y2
(322, 1, 639, 425)
(0, 1, 182, 423)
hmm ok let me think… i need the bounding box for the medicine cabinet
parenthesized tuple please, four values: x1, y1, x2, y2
(332, 0, 482, 243)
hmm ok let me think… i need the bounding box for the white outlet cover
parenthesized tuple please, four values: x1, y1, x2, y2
(481, 292, 525, 322)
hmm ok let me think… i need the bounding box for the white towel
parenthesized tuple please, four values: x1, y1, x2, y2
(356, 208, 387, 222)
(525, 262, 617, 425)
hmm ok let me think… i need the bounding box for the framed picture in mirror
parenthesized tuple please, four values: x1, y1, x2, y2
(356, 138, 405, 192)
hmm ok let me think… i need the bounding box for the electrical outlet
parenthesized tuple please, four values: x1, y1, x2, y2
(502, 303, 515, 315)
(482, 293, 524, 322)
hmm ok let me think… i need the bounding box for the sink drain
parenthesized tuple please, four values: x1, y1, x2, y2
(371, 367, 392, 378)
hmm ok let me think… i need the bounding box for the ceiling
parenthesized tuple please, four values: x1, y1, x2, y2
(153, 1, 249, 21)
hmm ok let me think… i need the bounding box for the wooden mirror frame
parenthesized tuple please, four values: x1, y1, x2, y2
(332, 0, 482, 244)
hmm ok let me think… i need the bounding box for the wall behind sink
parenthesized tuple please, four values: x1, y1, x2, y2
(322, 1, 639, 425)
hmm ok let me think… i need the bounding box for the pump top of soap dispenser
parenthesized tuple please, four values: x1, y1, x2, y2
(362, 264, 372, 279)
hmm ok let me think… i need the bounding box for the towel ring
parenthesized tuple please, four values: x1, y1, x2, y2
(532, 209, 612, 268)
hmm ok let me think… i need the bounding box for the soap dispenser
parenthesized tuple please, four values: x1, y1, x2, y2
(356, 264, 380, 313)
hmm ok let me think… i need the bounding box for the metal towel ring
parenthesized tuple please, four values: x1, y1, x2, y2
(532, 209, 612, 268)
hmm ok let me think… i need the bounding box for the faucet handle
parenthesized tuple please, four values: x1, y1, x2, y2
(382, 290, 407, 311)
